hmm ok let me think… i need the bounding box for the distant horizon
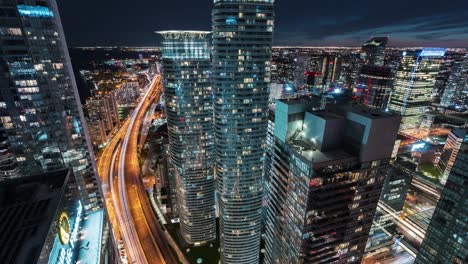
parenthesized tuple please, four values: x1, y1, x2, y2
(70, 45, 468, 50)
(57, 0, 468, 49)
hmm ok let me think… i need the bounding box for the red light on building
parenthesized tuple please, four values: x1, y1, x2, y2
(304, 71, 320, 77)
(310, 178, 318, 187)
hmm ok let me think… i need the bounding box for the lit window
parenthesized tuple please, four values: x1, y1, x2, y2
(0, 27, 22, 36)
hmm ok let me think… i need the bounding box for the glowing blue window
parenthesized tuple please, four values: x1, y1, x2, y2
(38, 133, 48, 141)
(226, 16, 237, 25)
(17, 5, 54, 18)
(7, 61, 36, 76)
(11, 68, 36, 75)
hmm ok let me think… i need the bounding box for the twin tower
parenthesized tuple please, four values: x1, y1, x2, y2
(157, 1, 275, 263)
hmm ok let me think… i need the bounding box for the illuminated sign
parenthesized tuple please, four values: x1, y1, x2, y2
(57, 212, 70, 245)
(420, 48, 446, 57)
(56, 201, 83, 264)
(69, 201, 83, 248)
(411, 142, 425, 152)
(17, 5, 54, 18)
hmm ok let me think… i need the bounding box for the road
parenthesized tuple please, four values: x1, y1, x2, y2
(98, 74, 178, 264)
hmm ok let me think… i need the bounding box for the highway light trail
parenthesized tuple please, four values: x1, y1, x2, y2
(117, 76, 160, 264)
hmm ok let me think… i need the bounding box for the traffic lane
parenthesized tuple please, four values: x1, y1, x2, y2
(123, 78, 170, 263)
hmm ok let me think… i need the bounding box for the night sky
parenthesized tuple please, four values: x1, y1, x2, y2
(56, 0, 468, 48)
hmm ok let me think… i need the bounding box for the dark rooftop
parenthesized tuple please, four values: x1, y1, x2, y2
(0, 169, 71, 264)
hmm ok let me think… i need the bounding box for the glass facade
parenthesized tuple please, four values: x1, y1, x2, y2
(361, 37, 388, 67)
(158, 31, 216, 244)
(263, 136, 290, 264)
(0, 133, 20, 180)
(388, 49, 444, 131)
(440, 54, 467, 108)
(437, 129, 467, 185)
(415, 143, 467, 264)
(212, 0, 275, 262)
(0, 0, 101, 211)
(358, 65, 393, 109)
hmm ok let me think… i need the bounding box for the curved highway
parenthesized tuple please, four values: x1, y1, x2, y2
(98, 74, 178, 264)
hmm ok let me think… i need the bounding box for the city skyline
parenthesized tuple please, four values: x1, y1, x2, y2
(1, 0, 466, 264)
(57, 0, 468, 48)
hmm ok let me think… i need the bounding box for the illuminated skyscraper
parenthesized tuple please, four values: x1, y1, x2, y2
(358, 65, 393, 109)
(0, 0, 102, 210)
(388, 48, 445, 131)
(212, 0, 275, 262)
(263, 100, 401, 264)
(441, 54, 467, 109)
(358, 37, 393, 109)
(437, 128, 467, 185)
(158, 30, 216, 245)
(415, 143, 468, 264)
(321, 54, 340, 88)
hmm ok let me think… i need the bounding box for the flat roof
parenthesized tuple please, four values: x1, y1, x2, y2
(156, 30, 211, 34)
(156, 30, 211, 39)
(311, 110, 344, 120)
(341, 105, 394, 119)
(278, 97, 319, 105)
(289, 139, 356, 167)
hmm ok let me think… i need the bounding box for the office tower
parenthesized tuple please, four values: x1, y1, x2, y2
(361, 37, 388, 66)
(212, 0, 275, 262)
(263, 99, 400, 264)
(157, 30, 216, 245)
(358, 65, 393, 109)
(0, 169, 108, 264)
(380, 155, 414, 212)
(437, 128, 467, 185)
(293, 55, 308, 85)
(441, 54, 467, 108)
(358, 37, 393, 109)
(388, 48, 445, 131)
(415, 144, 467, 264)
(338, 51, 361, 89)
(0, 0, 102, 211)
(321, 54, 340, 88)
(367, 154, 414, 250)
(432, 58, 452, 105)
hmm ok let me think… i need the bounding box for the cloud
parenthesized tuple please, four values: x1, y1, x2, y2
(274, 11, 468, 47)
